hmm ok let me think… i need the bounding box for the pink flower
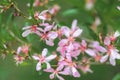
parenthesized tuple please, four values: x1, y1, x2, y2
(85, 0, 95, 10)
(33, 0, 40, 7)
(78, 65, 92, 74)
(33, 0, 48, 7)
(61, 19, 82, 42)
(100, 36, 120, 66)
(57, 40, 80, 58)
(80, 40, 87, 52)
(110, 31, 120, 42)
(66, 42, 81, 59)
(32, 48, 57, 71)
(80, 40, 96, 57)
(44, 65, 68, 80)
(39, 23, 58, 46)
(17, 45, 29, 55)
(14, 45, 29, 65)
(14, 55, 24, 65)
(34, 11, 40, 20)
(38, 10, 51, 21)
(49, 5, 60, 15)
(21, 45, 29, 55)
(58, 56, 80, 77)
(78, 57, 93, 73)
(22, 25, 42, 37)
(57, 20, 82, 58)
(89, 41, 107, 53)
(100, 48, 120, 66)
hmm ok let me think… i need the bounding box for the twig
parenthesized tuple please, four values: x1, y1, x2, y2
(8, 29, 25, 44)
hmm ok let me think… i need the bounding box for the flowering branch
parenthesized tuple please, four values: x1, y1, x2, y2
(1, 0, 120, 80)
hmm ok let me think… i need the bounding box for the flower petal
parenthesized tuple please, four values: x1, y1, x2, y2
(45, 54, 57, 62)
(50, 73, 55, 79)
(111, 49, 120, 59)
(44, 25, 54, 32)
(73, 29, 82, 37)
(38, 16, 46, 20)
(56, 65, 64, 71)
(71, 19, 77, 31)
(56, 74, 65, 80)
(17, 47, 22, 54)
(32, 55, 39, 60)
(46, 39, 54, 46)
(22, 26, 31, 30)
(98, 46, 107, 53)
(36, 62, 41, 71)
(114, 31, 120, 38)
(48, 32, 58, 39)
(81, 40, 87, 47)
(72, 67, 80, 77)
(39, 10, 48, 15)
(42, 48, 48, 57)
(104, 37, 111, 46)
(59, 67, 70, 75)
(45, 62, 51, 69)
(85, 49, 96, 57)
(61, 26, 70, 37)
(67, 43, 74, 52)
(58, 39, 68, 46)
(100, 55, 108, 63)
(109, 55, 116, 66)
(44, 68, 54, 72)
(22, 30, 32, 37)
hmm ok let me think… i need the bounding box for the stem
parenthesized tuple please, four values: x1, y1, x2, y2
(12, 3, 28, 19)
(8, 29, 25, 44)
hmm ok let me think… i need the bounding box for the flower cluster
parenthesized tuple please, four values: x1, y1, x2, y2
(14, 45, 29, 65)
(16, 8, 120, 79)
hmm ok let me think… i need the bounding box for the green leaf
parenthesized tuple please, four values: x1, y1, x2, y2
(62, 9, 79, 16)
(113, 73, 120, 80)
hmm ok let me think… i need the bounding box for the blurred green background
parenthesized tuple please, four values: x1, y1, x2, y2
(1, 0, 120, 80)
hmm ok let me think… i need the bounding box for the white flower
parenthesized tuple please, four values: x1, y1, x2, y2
(100, 49, 120, 66)
(32, 48, 57, 71)
(22, 25, 42, 37)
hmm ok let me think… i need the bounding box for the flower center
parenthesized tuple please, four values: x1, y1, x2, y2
(41, 33, 47, 40)
(31, 25, 37, 32)
(39, 57, 45, 63)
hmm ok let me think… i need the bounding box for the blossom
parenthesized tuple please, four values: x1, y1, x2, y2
(34, 11, 40, 20)
(33, 0, 48, 7)
(44, 65, 69, 80)
(78, 57, 93, 73)
(32, 48, 57, 71)
(80, 40, 96, 57)
(14, 49, 25, 65)
(14, 45, 29, 65)
(14, 55, 24, 65)
(65, 42, 81, 59)
(22, 25, 42, 37)
(58, 56, 80, 77)
(110, 31, 120, 42)
(100, 36, 120, 66)
(49, 5, 60, 15)
(38, 10, 51, 21)
(85, 0, 95, 10)
(39, 23, 58, 46)
(100, 48, 120, 66)
(89, 41, 107, 53)
(21, 45, 29, 55)
(57, 20, 82, 58)
(61, 20, 83, 42)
